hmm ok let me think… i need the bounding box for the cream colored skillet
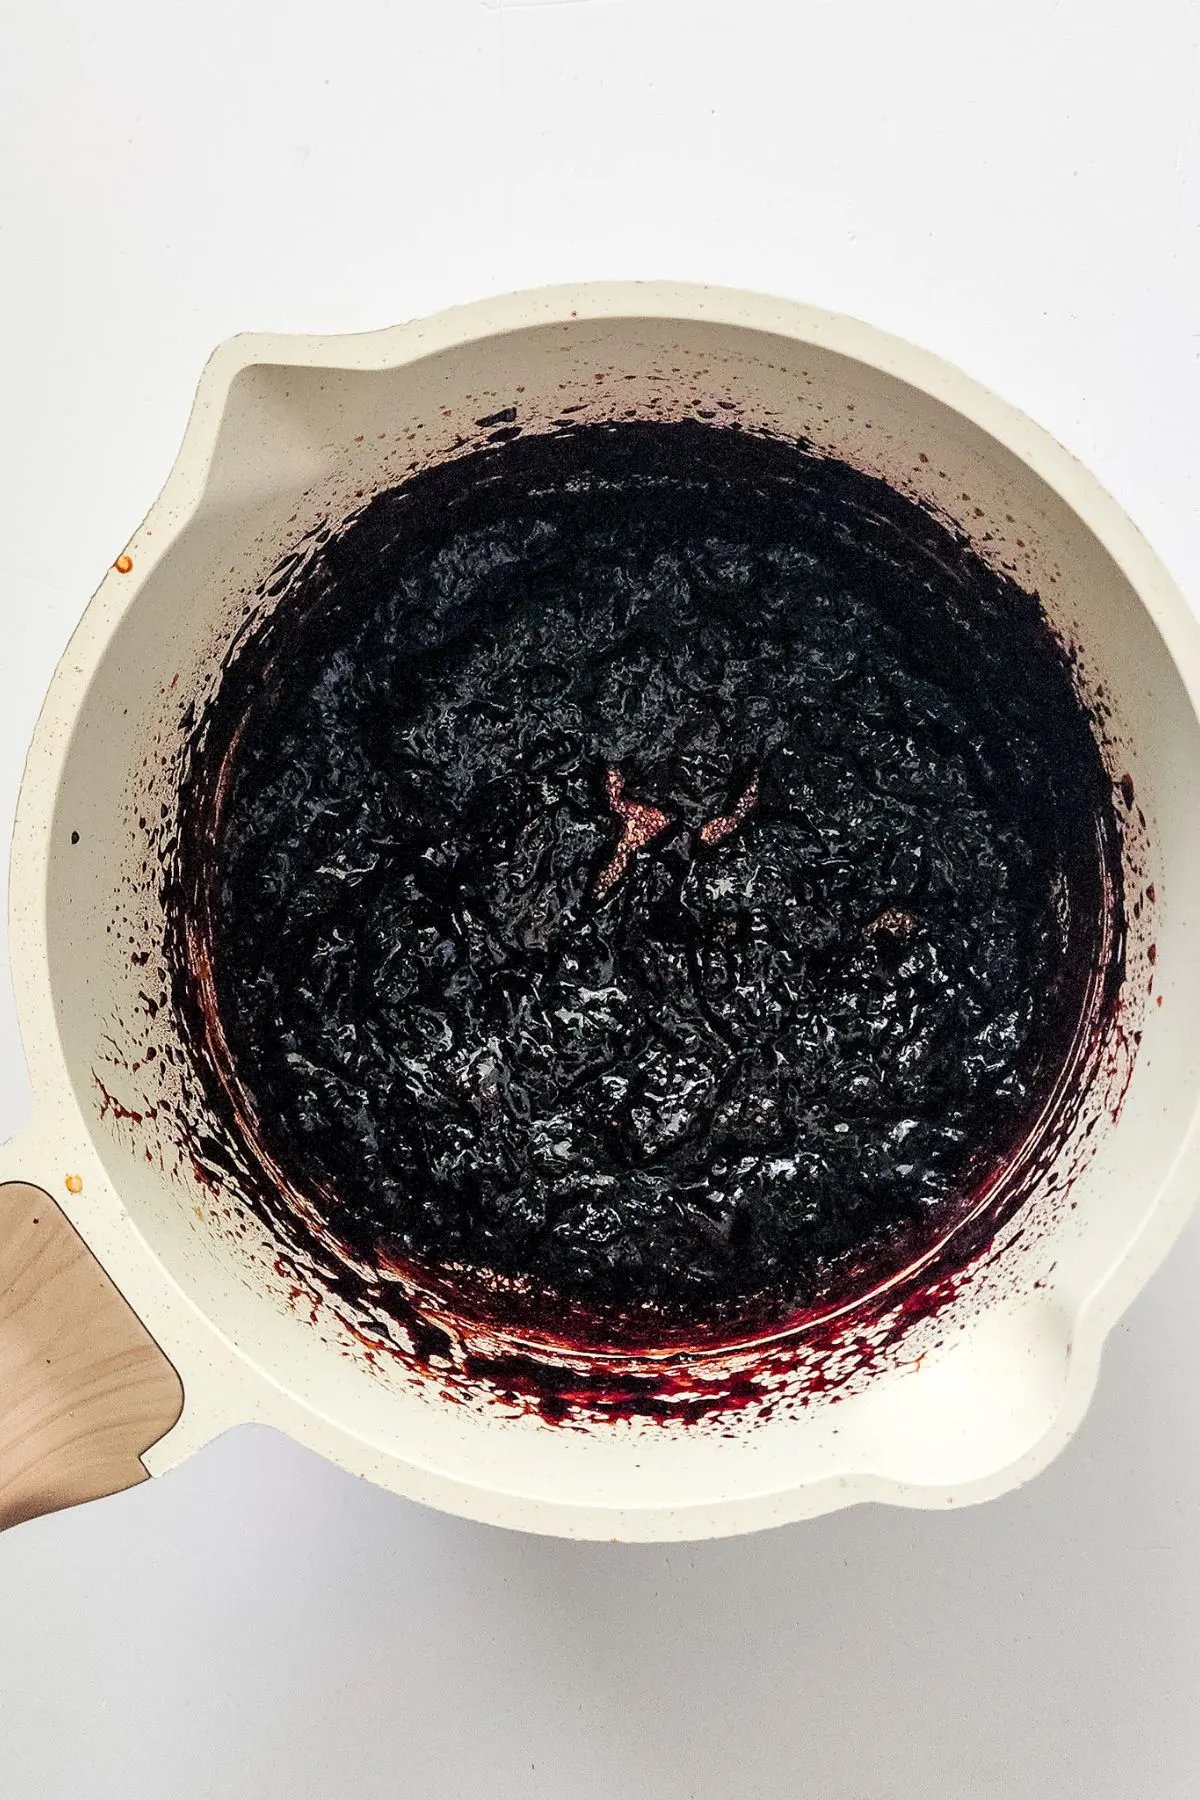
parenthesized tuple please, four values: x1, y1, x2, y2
(3, 285, 1199, 1539)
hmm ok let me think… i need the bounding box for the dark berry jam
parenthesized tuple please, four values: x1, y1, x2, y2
(176, 420, 1121, 1340)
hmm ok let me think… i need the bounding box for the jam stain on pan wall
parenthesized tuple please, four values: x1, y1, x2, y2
(162, 420, 1126, 1420)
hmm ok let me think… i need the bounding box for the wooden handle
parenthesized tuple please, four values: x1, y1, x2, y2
(0, 1181, 183, 1530)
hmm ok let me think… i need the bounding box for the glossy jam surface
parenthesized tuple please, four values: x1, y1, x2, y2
(186, 422, 1119, 1336)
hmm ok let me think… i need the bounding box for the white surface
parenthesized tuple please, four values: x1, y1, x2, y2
(1, 0, 1199, 1793)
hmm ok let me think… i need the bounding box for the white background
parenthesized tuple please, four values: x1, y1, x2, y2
(2, 2, 1200, 1795)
